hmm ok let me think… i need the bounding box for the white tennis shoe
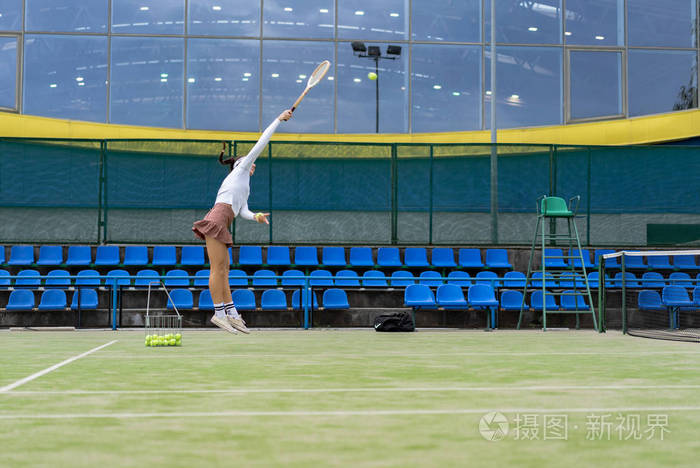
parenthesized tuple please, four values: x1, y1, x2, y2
(211, 315, 238, 334)
(227, 315, 250, 334)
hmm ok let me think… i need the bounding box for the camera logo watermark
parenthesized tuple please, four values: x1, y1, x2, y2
(479, 412, 509, 441)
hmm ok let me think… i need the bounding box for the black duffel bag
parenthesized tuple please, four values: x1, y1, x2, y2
(374, 311, 415, 332)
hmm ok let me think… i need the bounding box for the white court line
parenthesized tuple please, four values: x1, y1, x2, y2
(5, 384, 700, 396)
(0, 340, 118, 393)
(3, 406, 700, 420)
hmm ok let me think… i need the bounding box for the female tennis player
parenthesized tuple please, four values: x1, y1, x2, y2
(193, 109, 293, 334)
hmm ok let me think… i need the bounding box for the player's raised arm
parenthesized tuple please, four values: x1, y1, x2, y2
(235, 110, 293, 173)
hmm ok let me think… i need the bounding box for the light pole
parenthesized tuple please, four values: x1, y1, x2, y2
(351, 42, 402, 133)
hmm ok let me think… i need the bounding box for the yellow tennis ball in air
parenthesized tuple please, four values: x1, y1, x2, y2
(368, 72, 377, 80)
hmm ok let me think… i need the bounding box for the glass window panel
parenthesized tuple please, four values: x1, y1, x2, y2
(485, 0, 562, 44)
(564, 0, 623, 46)
(262, 41, 334, 133)
(187, 39, 259, 131)
(110, 37, 184, 128)
(412, 0, 480, 43)
(628, 0, 697, 47)
(412, 44, 481, 132)
(569, 50, 622, 120)
(337, 42, 408, 133)
(0, 36, 17, 109)
(338, 0, 407, 40)
(485, 46, 562, 129)
(264, 0, 334, 39)
(629, 50, 697, 117)
(23, 35, 108, 122)
(0, 0, 22, 30)
(26, 0, 108, 32)
(112, 0, 184, 35)
(188, 0, 259, 37)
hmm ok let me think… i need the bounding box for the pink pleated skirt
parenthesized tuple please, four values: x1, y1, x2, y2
(192, 203, 235, 247)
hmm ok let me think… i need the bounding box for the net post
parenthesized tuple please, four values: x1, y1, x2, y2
(621, 254, 627, 334)
(598, 259, 605, 333)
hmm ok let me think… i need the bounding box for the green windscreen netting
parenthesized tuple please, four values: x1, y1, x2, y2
(1, 137, 699, 245)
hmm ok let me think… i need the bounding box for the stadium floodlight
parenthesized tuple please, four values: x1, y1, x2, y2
(351, 41, 367, 54)
(367, 46, 381, 57)
(386, 45, 402, 56)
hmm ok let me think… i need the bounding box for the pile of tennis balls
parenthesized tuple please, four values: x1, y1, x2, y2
(145, 333, 182, 347)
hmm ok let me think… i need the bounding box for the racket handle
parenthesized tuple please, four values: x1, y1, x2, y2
(291, 89, 308, 113)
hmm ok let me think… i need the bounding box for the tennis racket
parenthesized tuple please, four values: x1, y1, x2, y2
(290, 60, 331, 112)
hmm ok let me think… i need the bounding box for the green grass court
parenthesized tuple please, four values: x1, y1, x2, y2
(1, 330, 699, 467)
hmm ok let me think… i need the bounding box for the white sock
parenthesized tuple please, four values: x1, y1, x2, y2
(224, 302, 240, 319)
(214, 302, 226, 318)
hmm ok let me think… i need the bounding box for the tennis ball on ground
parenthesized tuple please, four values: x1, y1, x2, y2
(169, 339, 177, 346)
(368, 72, 377, 80)
(175, 333, 181, 340)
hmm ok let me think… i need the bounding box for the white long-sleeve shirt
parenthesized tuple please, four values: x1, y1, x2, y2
(215, 118, 281, 220)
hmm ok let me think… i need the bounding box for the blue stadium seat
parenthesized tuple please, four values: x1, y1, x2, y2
(404, 248, 429, 268)
(436, 284, 468, 309)
(468, 284, 499, 309)
(502, 271, 526, 288)
(106, 269, 131, 287)
(194, 269, 210, 287)
(281, 269, 305, 286)
(662, 285, 692, 308)
(6, 290, 35, 311)
(674, 255, 699, 270)
(15, 269, 40, 288)
(594, 249, 619, 269)
(0, 269, 11, 289)
(8, 245, 34, 266)
(669, 272, 692, 287)
(485, 249, 512, 269)
(0, 246, 4, 265)
(180, 246, 205, 266)
(123, 246, 149, 266)
(164, 269, 190, 287)
(71, 289, 98, 310)
(229, 269, 248, 287)
(308, 269, 332, 287)
(232, 289, 256, 310)
(447, 271, 471, 287)
(362, 270, 388, 287)
(419, 270, 443, 287)
(641, 272, 665, 288)
(543, 248, 567, 268)
(694, 287, 700, 306)
(38, 290, 67, 311)
(238, 246, 263, 266)
(349, 247, 374, 267)
(390, 271, 415, 287)
(321, 247, 347, 267)
(65, 245, 92, 266)
(647, 254, 673, 271)
(198, 289, 214, 311)
(531, 271, 556, 288)
(458, 248, 484, 268)
(36, 246, 63, 266)
(530, 290, 558, 311)
(253, 269, 277, 286)
(638, 290, 665, 311)
(587, 271, 611, 289)
(557, 272, 578, 288)
(377, 247, 402, 267)
(261, 289, 288, 311)
(323, 289, 349, 309)
(135, 269, 159, 287)
(475, 270, 500, 287)
(500, 290, 527, 311)
(266, 246, 291, 266)
(431, 248, 456, 268)
(94, 246, 120, 266)
(612, 272, 639, 288)
(335, 270, 360, 287)
(622, 252, 646, 270)
(294, 247, 319, 267)
(568, 249, 593, 269)
(291, 288, 318, 310)
(152, 246, 177, 266)
(403, 284, 436, 310)
(560, 291, 590, 310)
(167, 289, 193, 310)
(76, 269, 101, 287)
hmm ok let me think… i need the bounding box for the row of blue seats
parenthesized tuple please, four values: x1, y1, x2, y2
(4, 268, 699, 289)
(542, 249, 700, 270)
(0, 245, 515, 269)
(638, 287, 700, 311)
(404, 284, 592, 311)
(3, 288, 350, 312)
